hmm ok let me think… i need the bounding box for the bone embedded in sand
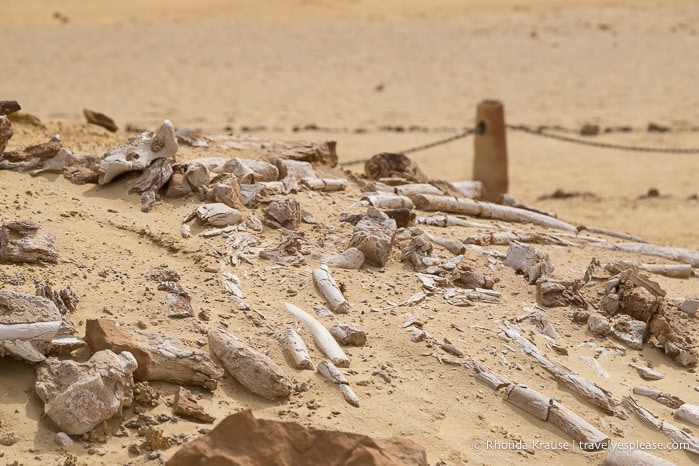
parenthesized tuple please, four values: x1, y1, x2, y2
(35, 349, 137, 435)
(98, 119, 178, 184)
(301, 177, 347, 191)
(659, 422, 699, 455)
(675, 404, 699, 426)
(315, 247, 365, 270)
(505, 241, 554, 284)
(284, 302, 350, 367)
(313, 265, 351, 314)
(0, 291, 62, 362)
(632, 386, 684, 409)
(412, 194, 577, 232)
(317, 358, 359, 407)
(547, 400, 609, 451)
(628, 363, 664, 381)
(394, 183, 443, 198)
(208, 327, 292, 400)
(84, 319, 223, 390)
(278, 328, 314, 370)
(329, 323, 366, 346)
(622, 396, 662, 429)
(0, 220, 58, 264)
(362, 193, 414, 210)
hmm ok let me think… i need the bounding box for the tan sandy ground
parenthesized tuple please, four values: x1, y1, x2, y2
(1, 0, 699, 465)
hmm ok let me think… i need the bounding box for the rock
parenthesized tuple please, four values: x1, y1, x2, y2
(0, 100, 21, 116)
(61, 150, 101, 185)
(209, 174, 242, 209)
(452, 258, 496, 289)
(245, 215, 264, 232)
(208, 328, 292, 400)
(0, 432, 18, 446)
(157, 281, 193, 318)
(610, 315, 647, 350)
(0, 220, 58, 263)
(83, 109, 118, 132)
(680, 299, 699, 317)
(506, 242, 554, 284)
(239, 182, 287, 208)
(133, 382, 161, 407)
(84, 319, 223, 390)
(2, 139, 61, 164)
(165, 409, 428, 466)
(330, 323, 367, 346)
(364, 152, 429, 183)
(144, 265, 180, 282)
(0, 115, 12, 154)
(587, 313, 611, 335)
(55, 432, 74, 448)
(263, 195, 302, 230)
(173, 387, 215, 423)
(348, 207, 397, 267)
(536, 278, 586, 308)
(580, 124, 600, 136)
(98, 120, 178, 184)
(35, 350, 137, 435)
(164, 170, 193, 198)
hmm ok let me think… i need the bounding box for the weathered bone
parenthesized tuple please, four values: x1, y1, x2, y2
(127, 158, 174, 212)
(222, 158, 279, 183)
(314, 248, 365, 270)
(348, 207, 397, 267)
(675, 404, 699, 426)
(506, 242, 554, 284)
(84, 319, 223, 390)
(0, 220, 58, 264)
(278, 328, 313, 370)
(35, 350, 137, 435)
(208, 328, 292, 400)
(330, 323, 366, 346)
(362, 193, 414, 209)
(317, 359, 359, 407)
(412, 194, 577, 232)
(98, 120, 178, 184)
(313, 265, 350, 313)
(602, 447, 676, 466)
(285, 303, 349, 367)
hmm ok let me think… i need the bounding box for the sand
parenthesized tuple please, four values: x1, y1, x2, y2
(1, 0, 698, 465)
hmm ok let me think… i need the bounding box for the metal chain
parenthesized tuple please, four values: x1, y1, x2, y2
(339, 127, 477, 166)
(507, 124, 699, 153)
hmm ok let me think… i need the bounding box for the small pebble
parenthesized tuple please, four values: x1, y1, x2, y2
(55, 432, 73, 448)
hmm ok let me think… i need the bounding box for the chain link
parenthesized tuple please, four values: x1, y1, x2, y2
(339, 127, 477, 166)
(339, 123, 699, 166)
(506, 124, 699, 153)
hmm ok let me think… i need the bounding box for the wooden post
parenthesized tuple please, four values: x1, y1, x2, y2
(473, 100, 508, 202)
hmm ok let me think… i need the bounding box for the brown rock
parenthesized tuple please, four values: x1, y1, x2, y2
(83, 108, 118, 132)
(84, 319, 223, 390)
(0, 220, 58, 264)
(364, 152, 429, 183)
(0, 115, 12, 154)
(165, 409, 427, 466)
(263, 195, 302, 230)
(164, 170, 193, 198)
(2, 140, 61, 163)
(173, 387, 215, 423)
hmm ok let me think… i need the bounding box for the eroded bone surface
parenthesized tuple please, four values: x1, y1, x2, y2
(98, 120, 178, 184)
(35, 349, 137, 435)
(84, 319, 223, 390)
(0, 220, 58, 264)
(348, 207, 397, 267)
(191, 203, 244, 227)
(0, 290, 62, 362)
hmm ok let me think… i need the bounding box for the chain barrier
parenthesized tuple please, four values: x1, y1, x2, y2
(339, 122, 699, 166)
(506, 124, 699, 154)
(339, 127, 477, 166)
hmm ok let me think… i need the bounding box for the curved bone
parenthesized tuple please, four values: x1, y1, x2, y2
(98, 120, 178, 184)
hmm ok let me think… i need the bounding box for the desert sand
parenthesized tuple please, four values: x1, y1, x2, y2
(1, 0, 698, 465)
